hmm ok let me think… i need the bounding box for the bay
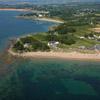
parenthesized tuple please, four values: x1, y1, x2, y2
(0, 11, 54, 51)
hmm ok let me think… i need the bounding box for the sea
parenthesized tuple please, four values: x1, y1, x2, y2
(0, 11, 100, 100)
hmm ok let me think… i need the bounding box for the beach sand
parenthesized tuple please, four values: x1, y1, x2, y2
(36, 18, 64, 23)
(17, 16, 64, 24)
(0, 8, 31, 12)
(8, 49, 100, 61)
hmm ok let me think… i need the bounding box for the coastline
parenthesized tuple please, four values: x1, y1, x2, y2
(8, 49, 100, 61)
(0, 8, 31, 12)
(35, 18, 64, 23)
(0, 8, 63, 23)
(4, 7, 100, 61)
(16, 16, 64, 23)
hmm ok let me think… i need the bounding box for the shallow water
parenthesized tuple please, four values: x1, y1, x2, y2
(0, 11, 54, 51)
(0, 59, 100, 100)
(0, 11, 100, 100)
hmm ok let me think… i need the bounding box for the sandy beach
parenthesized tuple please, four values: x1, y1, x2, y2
(17, 16, 64, 23)
(36, 18, 64, 23)
(8, 49, 100, 61)
(0, 8, 31, 12)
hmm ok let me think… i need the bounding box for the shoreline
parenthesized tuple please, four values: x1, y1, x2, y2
(0, 8, 31, 12)
(36, 18, 64, 23)
(16, 16, 64, 23)
(8, 49, 100, 61)
(0, 8, 63, 23)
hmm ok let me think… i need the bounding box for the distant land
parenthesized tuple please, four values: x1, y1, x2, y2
(0, 0, 100, 5)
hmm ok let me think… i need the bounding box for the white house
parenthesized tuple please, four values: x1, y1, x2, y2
(38, 14, 43, 18)
(24, 43, 31, 48)
(79, 36, 85, 39)
(48, 41, 59, 48)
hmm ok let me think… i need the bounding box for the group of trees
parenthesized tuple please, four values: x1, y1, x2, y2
(46, 23, 76, 45)
(54, 24, 76, 34)
(19, 13, 38, 17)
(59, 34, 76, 45)
(13, 36, 50, 52)
(13, 40, 24, 51)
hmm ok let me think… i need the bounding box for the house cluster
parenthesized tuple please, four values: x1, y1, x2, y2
(80, 8, 97, 13)
(79, 33, 100, 41)
(33, 11, 49, 18)
(74, 8, 97, 17)
(78, 44, 100, 51)
(78, 33, 100, 51)
(22, 10, 50, 18)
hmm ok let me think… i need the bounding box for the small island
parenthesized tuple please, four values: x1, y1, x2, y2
(8, 3, 100, 60)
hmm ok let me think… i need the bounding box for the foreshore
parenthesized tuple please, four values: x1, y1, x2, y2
(36, 18, 64, 23)
(8, 49, 100, 61)
(17, 16, 64, 23)
(0, 8, 31, 12)
(0, 8, 63, 23)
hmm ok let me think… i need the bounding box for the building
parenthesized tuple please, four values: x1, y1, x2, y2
(48, 41, 59, 48)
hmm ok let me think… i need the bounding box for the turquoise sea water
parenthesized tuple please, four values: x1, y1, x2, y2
(0, 11, 100, 100)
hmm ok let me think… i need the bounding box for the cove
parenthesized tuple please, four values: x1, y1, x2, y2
(0, 11, 55, 51)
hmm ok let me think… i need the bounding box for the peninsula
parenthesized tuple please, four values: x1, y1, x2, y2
(8, 3, 100, 61)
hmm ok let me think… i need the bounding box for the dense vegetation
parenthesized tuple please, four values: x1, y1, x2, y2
(13, 36, 50, 52)
(12, 3, 100, 52)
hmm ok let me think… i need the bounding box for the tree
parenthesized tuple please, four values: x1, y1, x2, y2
(13, 41, 24, 51)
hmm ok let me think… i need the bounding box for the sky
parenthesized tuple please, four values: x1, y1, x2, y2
(0, 0, 100, 4)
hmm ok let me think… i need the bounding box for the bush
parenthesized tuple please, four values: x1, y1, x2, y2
(54, 24, 76, 34)
(20, 36, 35, 44)
(13, 40, 24, 51)
(45, 34, 58, 41)
(13, 36, 50, 52)
(59, 34, 76, 45)
(31, 41, 50, 51)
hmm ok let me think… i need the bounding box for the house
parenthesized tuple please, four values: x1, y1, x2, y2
(48, 41, 59, 48)
(24, 43, 31, 48)
(94, 45, 100, 50)
(79, 46, 85, 49)
(79, 36, 85, 39)
(38, 14, 43, 18)
(88, 36, 94, 40)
